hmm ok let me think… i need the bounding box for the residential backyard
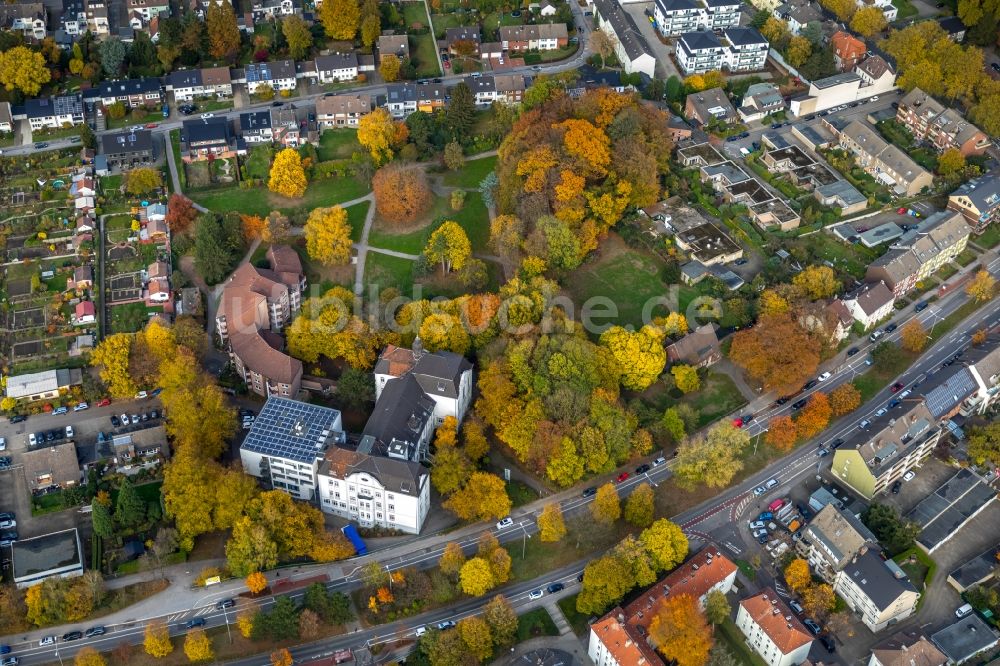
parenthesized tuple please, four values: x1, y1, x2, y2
(317, 130, 361, 162)
(402, 2, 441, 78)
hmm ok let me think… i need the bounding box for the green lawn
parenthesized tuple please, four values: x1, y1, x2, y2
(364, 252, 415, 294)
(956, 248, 979, 267)
(643, 371, 748, 429)
(245, 145, 274, 180)
(346, 200, 371, 242)
(402, 2, 441, 77)
(442, 155, 498, 189)
(367, 196, 450, 254)
(786, 232, 880, 279)
(317, 129, 361, 162)
(557, 594, 592, 636)
(506, 480, 540, 507)
(191, 176, 369, 218)
(892, 0, 919, 18)
(516, 608, 559, 643)
(565, 240, 692, 329)
(110, 302, 152, 333)
(450, 192, 490, 252)
(975, 225, 1000, 249)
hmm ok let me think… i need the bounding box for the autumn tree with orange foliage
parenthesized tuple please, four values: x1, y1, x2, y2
(271, 648, 293, 666)
(166, 194, 197, 235)
(796, 392, 831, 440)
(829, 383, 861, 416)
(246, 571, 268, 594)
(372, 164, 432, 225)
(900, 319, 927, 353)
(648, 594, 713, 666)
(730, 313, 821, 396)
(495, 88, 672, 265)
(766, 415, 798, 451)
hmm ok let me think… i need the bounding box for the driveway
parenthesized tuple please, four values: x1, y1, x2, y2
(620, 2, 680, 80)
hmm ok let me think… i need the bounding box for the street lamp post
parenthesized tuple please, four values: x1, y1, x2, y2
(520, 524, 531, 560)
(54, 648, 64, 666)
(222, 605, 233, 644)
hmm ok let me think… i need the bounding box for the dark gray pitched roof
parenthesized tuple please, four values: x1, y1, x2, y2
(842, 549, 917, 611)
(951, 171, 1000, 213)
(321, 447, 426, 497)
(100, 129, 154, 154)
(723, 26, 767, 46)
(99, 77, 162, 97)
(362, 374, 435, 450)
(182, 117, 231, 143)
(679, 30, 722, 52)
(168, 69, 202, 88)
(411, 351, 472, 399)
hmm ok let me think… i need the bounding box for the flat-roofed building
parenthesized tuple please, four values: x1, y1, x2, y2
(11, 529, 84, 589)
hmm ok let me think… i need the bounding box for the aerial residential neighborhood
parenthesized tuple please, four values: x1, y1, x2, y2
(2, 0, 1000, 662)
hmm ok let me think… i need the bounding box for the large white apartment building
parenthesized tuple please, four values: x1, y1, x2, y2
(653, 0, 741, 36)
(675, 28, 768, 75)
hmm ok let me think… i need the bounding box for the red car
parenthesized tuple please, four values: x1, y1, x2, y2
(897, 207, 907, 214)
(616, 472, 630, 483)
(732, 417, 744, 428)
(96, 398, 111, 407)
(145, 123, 158, 129)
(890, 382, 904, 393)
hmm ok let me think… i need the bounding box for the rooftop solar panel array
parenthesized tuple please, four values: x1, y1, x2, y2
(241, 397, 341, 463)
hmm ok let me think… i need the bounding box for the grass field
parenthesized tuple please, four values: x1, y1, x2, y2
(402, 2, 441, 77)
(565, 236, 696, 329)
(642, 371, 748, 429)
(346, 200, 371, 242)
(110, 302, 152, 333)
(557, 595, 591, 636)
(451, 192, 490, 252)
(364, 252, 415, 294)
(516, 608, 559, 642)
(244, 145, 274, 180)
(892, 0, 919, 18)
(317, 130, 360, 162)
(192, 176, 369, 218)
(442, 155, 497, 189)
(975, 225, 1000, 249)
(368, 193, 490, 255)
(787, 231, 880, 279)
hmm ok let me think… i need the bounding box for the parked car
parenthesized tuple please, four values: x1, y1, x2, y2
(110, 416, 121, 428)
(84, 627, 105, 637)
(28, 433, 36, 446)
(859, 418, 872, 430)
(885, 323, 898, 333)
(903, 470, 916, 481)
(73, 402, 89, 412)
(582, 487, 597, 498)
(748, 520, 765, 530)
(788, 600, 804, 614)
(52, 407, 68, 415)
(752, 529, 767, 540)
(616, 472, 630, 483)
(869, 329, 884, 342)
(136, 391, 148, 399)
(184, 618, 206, 629)
(436, 620, 456, 630)
(200, 113, 215, 119)
(62, 632, 83, 642)
(2, 657, 18, 666)
(956, 603, 974, 618)
(528, 589, 543, 600)
(130, 414, 139, 424)
(96, 398, 112, 407)
(888, 399, 901, 409)
(890, 382, 904, 393)
(414, 626, 427, 637)
(9, 415, 26, 424)
(652, 456, 666, 467)
(65, 426, 74, 438)
(817, 372, 831, 381)
(817, 447, 829, 457)
(753, 486, 766, 496)
(899, 389, 912, 399)
(0, 519, 14, 530)
(757, 512, 773, 521)
(635, 464, 651, 474)
(891, 480, 902, 494)
(546, 583, 565, 594)
(803, 619, 822, 635)
(819, 635, 836, 652)
(791, 398, 808, 410)
(38, 636, 55, 646)
(803, 379, 818, 390)
(765, 478, 779, 489)
(874, 407, 888, 418)
(216, 599, 236, 610)
(847, 347, 860, 356)
(830, 438, 845, 449)
(496, 517, 513, 530)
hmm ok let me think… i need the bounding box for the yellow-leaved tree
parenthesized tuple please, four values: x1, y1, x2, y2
(599, 325, 666, 391)
(268, 148, 308, 198)
(317, 0, 359, 38)
(649, 594, 713, 666)
(144, 620, 174, 657)
(183, 628, 214, 662)
(0, 46, 51, 96)
(537, 502, 567, 542)
(246, 571, 268, 594)
(357, 107, 397, 165)
(74, 647, 106, 666)
(90, 333, 138, 398)
(424, 221, 472, 274)
(304, 206, 353, 266)
(671, 364, 700, 394)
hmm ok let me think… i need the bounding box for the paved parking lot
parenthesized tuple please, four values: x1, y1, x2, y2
(620, 2, 680, 80)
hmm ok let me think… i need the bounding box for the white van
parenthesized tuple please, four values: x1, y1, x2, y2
(956, 604, 974, 618)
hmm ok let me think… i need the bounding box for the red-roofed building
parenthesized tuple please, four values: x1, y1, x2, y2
(74, 300, 96, 325)
(588, 547, 739, 665)
(831, 31, 865, 72)
(736, 588, 814, 666)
